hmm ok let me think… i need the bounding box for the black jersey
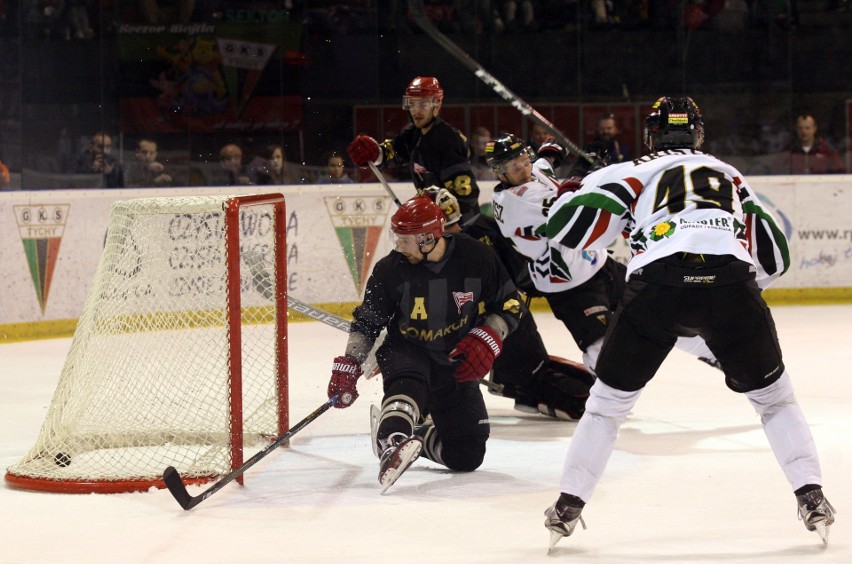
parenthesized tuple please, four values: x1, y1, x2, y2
(391, 119, 481, 218)
(463, 214, 537, 295)
(351, 234, 522, 365)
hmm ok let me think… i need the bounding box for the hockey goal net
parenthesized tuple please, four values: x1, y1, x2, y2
(5, 194, 288, 493)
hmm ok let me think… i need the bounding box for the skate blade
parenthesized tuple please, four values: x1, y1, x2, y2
(815, 522, 830, 545)
(379, 440, 422, 495)
(370, 404, 380, 458)
(547, 530, 564, 554)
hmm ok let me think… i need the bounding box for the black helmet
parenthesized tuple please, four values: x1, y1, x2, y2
(643, 96, 704, 151)
(485, 133, 534, 174)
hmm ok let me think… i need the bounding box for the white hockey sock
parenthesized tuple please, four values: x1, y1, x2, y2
(559, 380, 640, 501)
(746, 371, 823, 490)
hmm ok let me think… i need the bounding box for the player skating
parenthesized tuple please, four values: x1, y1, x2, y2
(347, 76, 481, 221)
(543, 96, 834, 549)
(326, 196, 523, 493)
(488, 133, 624, 373)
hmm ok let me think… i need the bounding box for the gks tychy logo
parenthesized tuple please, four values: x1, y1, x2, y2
(14, 204, 70, 314)
(324, 196, 393, 293)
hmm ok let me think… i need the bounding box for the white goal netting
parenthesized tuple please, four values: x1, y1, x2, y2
(6, 194, 288, 493)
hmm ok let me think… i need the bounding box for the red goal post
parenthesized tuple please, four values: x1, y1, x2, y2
(5, 194, 288, 493)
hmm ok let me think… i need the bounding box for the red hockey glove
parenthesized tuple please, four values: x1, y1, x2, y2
(328, 355, 363, 408)
(347, 135, 381, 167)
(537, 136, 568, 169)
(448, 326, 503, 383)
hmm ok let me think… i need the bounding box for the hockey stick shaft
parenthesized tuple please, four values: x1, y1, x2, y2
(408, 0, 593, 165)
(368, 161, 403, 207)
(163, 398, 335, 510)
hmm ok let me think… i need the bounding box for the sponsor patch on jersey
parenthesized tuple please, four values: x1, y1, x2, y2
(453, 291, 475, 313)
(683, 275, 716, 284)
(668, 113, 689, 125)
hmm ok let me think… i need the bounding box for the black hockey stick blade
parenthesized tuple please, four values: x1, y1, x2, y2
(408, 0, 593, 165)
(163, 397, 336, 510)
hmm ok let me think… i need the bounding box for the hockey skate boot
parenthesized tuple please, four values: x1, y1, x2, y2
(544, 493, 587, 553)
(796, 488, 835, 544)
(378, 432, 422, 494)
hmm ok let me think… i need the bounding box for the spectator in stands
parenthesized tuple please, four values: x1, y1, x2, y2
(470, 126, 497, 180)
(594, 112, 633, 163)
(413, 0, 462, 33)
(125, 138, 174, 187)
(218, 143, 252, 185)
(316, 151, 354, 184)
(456, 0, 499, 34)
(528, 123, 550, 152)
(788, 114, 846, 174)
(65, 0, 94, 40)
(0, 159, 10, 189)
(499, 0, 537, 32)
(263, 144, 299, 185)
(75, 131, 125, 188)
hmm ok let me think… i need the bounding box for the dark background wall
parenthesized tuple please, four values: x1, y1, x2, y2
(1, 1, 851, 187)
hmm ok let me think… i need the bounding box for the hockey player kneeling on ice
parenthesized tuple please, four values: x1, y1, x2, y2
(422, 187, 596, 421)
(542, 96, 834, 551)
(326, 196, 523, 493)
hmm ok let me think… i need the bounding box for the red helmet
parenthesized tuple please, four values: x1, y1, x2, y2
(404, 76, 444, 102)
(391, 196, 445, 240)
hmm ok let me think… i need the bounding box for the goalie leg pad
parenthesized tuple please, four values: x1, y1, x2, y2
(536, 356, 596, 421)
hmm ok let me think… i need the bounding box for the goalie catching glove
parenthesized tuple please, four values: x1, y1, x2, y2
(448, 326, 503, 382)
(328, 355, 363, 408)
(347, 135, 382, 167)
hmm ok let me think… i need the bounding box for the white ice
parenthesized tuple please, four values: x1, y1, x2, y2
(2, 306, 850, 563)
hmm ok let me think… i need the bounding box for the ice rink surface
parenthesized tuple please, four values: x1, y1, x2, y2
(1, 305, 850, 564)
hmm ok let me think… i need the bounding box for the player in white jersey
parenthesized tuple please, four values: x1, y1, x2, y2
(487, 133, 625, 372)
(542, 96, 833, 549)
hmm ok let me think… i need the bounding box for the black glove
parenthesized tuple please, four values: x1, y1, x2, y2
(567, 140, 609, 178)
(537, 136, 568, 169)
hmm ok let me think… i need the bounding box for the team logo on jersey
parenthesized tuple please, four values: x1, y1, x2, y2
(453, 291, 475, 313)
(13, 203, 70, 314)
(324, 196, 394, 293)
(649, 221, 676, 241)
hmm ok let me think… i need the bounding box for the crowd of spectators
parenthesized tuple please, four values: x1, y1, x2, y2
(20, 1, 852, 44)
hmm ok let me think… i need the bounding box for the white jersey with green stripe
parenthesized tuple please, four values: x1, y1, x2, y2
(546, 148, 790, 285)
(492, 159, 607, 293)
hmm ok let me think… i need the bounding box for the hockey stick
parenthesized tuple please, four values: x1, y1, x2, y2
(408, 0, 593, 165)
(368, 161, 403, 207)
(287, 295, 351, 332)
(244, 246, 353, 331)
(163, 397, 336, 510)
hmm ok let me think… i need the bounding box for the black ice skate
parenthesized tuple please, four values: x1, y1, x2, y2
(544, 493, 587, 553)
(378, 432, 422, 495)
(796, 488, 835, 545)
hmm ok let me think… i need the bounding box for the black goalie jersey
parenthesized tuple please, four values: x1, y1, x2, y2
(351, 234, 522, 365)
